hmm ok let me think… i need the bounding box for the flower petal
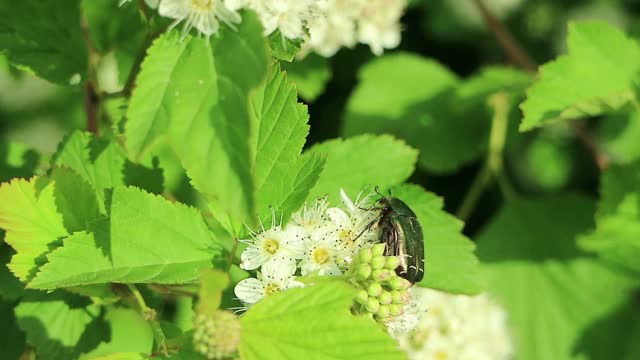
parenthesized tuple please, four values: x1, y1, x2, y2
(234, 277, 265, 304)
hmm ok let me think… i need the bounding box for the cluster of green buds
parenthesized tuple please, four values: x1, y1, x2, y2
(349, 243, 412, 324)
(193, 310, 241, 359)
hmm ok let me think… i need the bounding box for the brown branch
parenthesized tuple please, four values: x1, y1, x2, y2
(83, 82, 100, 135)
(472, 0, 537, 72)
(472, 0, 610, 170)
(81, 13, 101, 135)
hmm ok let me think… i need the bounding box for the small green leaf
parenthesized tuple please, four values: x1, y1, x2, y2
(392, 184, 483, 294)
(15, 292, 103, 360)
(306, 134, 417, 203)
(0, 177, 67, 282)
(0, 0, 87, 84)
(240, 282, 404, 360)
(578, 162, 640, 273)
(267, 30, 304, 62)
(80, 307, 153, 358)
(520, 21, 640, 130)
(49, 167, 101, 233)
(281, 54, 331, 101)
(477, 195, 637, 360)
(30, 186, 223, 289)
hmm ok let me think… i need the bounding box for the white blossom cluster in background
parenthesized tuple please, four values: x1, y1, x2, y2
(394, 288, 514, 360)
(233, 189, 380, 305)
(143, 0, 407, 56)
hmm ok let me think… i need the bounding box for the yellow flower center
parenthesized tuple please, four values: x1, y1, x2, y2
(435, 351, 448, 360)
(312, 248, 331, 265)
(338, 229, 354, 244)
(191, 0, 214, 11)
(264, 283, 281, 296)
(262, 238, 280, 255)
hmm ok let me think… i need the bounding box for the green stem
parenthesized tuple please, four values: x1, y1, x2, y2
(127, 284, 168, 355)
(456, 92, 513, 222)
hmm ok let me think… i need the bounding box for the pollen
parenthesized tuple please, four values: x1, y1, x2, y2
(264, 283, 281, 296)
(191, 0, 214, 11)
(262, 238, 280, 255)
(312, 247, 331, 265)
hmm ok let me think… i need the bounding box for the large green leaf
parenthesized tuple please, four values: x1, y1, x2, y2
(343, 54, 531, 172)
(520, 21, 640, 130)
(125, 14, 269, 234)
(579, 162, 640, 273)
(0, 0, 87, 85)
(15, 292, 103, 360)
(0, 141, 41, 183)
(30, 186, 222, 289)
(252, 64, 325, 223)
(0, 177, 67, 282)
(240, 282, 404, 360)
(306, 134, 417, 203)
(477, 195, 637, 360)
(393, 184, 483, 294)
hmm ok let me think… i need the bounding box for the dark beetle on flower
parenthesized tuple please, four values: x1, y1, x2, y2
(375, 189, 425, 284)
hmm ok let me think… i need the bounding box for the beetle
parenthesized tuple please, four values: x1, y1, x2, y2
(376, 192, 425, 283)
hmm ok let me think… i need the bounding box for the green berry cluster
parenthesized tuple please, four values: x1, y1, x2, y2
(350, 243, 412, 324)
(193, 310, 241, 360)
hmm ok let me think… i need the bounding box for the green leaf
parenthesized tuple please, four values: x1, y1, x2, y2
(29, 186, 223, 289)
(0, 300, 26, 360)
(0, 245, 24, 301)
(0, 177, 67, 282)
(267, 30, 304, 62)
(80, 307, 153, 358)
(240, 282, 404, 360)
(343, 54, 531, 173)
(520, 21, 640, 131)
(0, 141, 41, 183)
(477, 195, 637, 360)
(52, 131, 163, 211)
(125, 14, 269, 234)
(15, 292, 103, 360)
(0, 0, 87, 85)
(578, 162, 640, 273)
(306, 134, 417, 203)
(196, 269, 229, 316)
(597, 110, 640, 164)
(392, 184, 483, 294)
(252, 64, 325, 223)
(49, 167, 101, 233)
(281, 54, 331, 101)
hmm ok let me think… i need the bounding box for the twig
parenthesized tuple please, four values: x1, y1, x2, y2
(472, 0, 536, 72)
(472, 0, 609, 170)
(127, 284, 169, 355)
(80, 13, 101, 135)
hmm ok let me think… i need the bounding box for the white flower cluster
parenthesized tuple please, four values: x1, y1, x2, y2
(233, 189, 379, 305)
(153, 0, 407, 55)
(393, 288, 514, 360)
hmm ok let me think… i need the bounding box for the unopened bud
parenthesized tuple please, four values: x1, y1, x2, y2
(384, 256, 400, 270)
(389, 303, 404, 316)
(372, 243, 386, 256)
(358, 247, 373, 263)
(367, 282, 382, 297)
(388, 276, 412, 290)
(355, 290, 369, 305)
(378, 290, 392, 305)
(377, 304, 390, 318)
(356, 263, 372, 279)
(371, 255, 386, 270)
(371, 269, 393, 282)
(365, 297, 380, 313)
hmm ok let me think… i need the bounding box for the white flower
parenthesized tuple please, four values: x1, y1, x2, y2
(234, 257, 303, 304)
(299, 227, 344, 276)
(158, 0, 241, 37)
(244, 0, 314, 39)
(239, 224, 306, 270)
(291, 196, 329, 236)
(393, 288, 514, 360)
(357, 0, 405, 55)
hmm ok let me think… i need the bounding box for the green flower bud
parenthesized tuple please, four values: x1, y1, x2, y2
(378, 290, 392, 305)
(389, 303, 404, 316)
(377, 304, 390, 318)
(193, 310, 241, 360)
(388, 276, 412, 290)
(355, 289, 369, 305)
(371, 255, 386, 270)
(358, 247, 373, 263)
(390, 290, 403, 304)
(367, 282, 383, 297)
(356, 263, 372, 279)
(384, 256, 400, 270)
(375, 314, 392, 323)
(371, 269, 393, 282)
(365, 297, 380, 313)
(372, 243, 386, 256)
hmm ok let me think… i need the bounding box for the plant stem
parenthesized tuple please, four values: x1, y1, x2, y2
(80, 12, 101, 135)
(127, 284, 168, 355)
(472, 0, 609, 170)
(456, 92, 513, 222)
